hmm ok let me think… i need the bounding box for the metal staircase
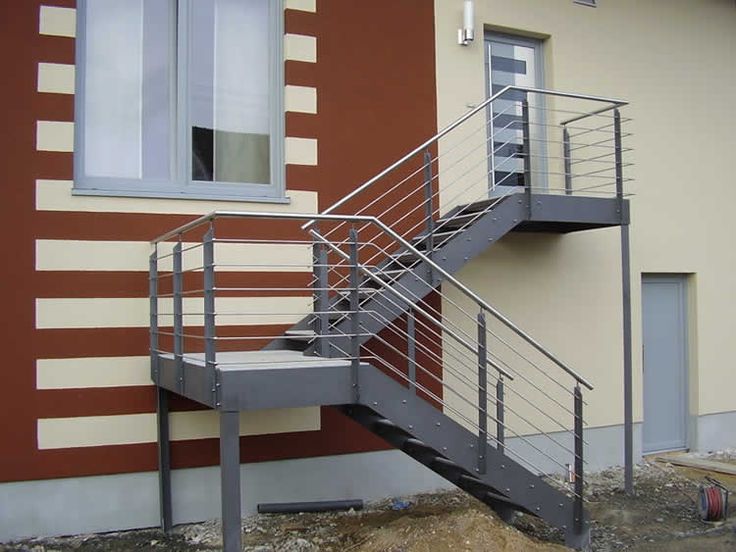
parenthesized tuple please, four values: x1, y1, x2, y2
(149, 86, 631, 551)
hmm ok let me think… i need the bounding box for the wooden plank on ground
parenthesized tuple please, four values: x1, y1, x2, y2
(654, 455, 736, 476)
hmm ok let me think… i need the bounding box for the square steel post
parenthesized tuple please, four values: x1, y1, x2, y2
(312, 228, 330, 357)
(563, 126, 572, 195)
(422, 149, 435, 283)
(407, 308, 417, 394)
(149, 250, 159, 384)
(573, 384, 584, 535)
(156, 388, 172, 534)
(203, 227, 217, 406)
(521, 96, 533, 217)
(349, 227, 360, 402)
(496, 376, 505, 455)
(219, 411, 241, 552)
(615, 107, 634, 495)
(477, 312, 487, 474)
(173, 241, 184, 393)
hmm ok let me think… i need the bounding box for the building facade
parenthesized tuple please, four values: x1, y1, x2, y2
(1, 0, 735, 541)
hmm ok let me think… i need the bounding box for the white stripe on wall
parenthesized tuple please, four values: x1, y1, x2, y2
(36, 121, 74, 152)
(36, 296, 312, 329)
(36, 240, 312, 273)
(285, 0, 317, 13)
(285, 137, 318, 166)
(284, 34, 317, 63)
(285, 85, 318, 114)
(37, 407, 320, 449)
(39, 6, 76, 38)
(37, 356, 151, 390)
(38, 63, 75, 94)
(35, 180, 318, 215)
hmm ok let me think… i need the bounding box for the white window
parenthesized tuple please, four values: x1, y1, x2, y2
(75, 0, 284, 201)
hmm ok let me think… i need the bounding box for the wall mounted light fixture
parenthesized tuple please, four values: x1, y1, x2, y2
(458, 0, 475, 46)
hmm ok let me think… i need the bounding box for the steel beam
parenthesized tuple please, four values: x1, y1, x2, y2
(621, 224, 634, 495)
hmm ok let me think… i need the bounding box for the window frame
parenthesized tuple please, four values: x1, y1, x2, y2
(73, 0, 286, 203)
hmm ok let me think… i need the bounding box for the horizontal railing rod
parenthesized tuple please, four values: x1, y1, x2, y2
(303, 85, 627, 229)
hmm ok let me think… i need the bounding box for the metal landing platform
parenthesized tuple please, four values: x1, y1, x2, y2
(155, 350, 364, 411)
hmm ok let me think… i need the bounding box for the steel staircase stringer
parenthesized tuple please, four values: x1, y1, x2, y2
(322, 195, 529, 354)
(343, 362, 591, 549)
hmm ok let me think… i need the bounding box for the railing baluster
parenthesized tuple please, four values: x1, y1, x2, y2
(563, 126, 572, 195)
(521, 95, 533, 216)
(313, 226, 330, 357)
(422, 149, 435, 284)
(312, 226, 330, 357)
(613, 108, 624, 207)
(349, 227, 361, 402)
(477, 311, 487, 474)
(173, 240, 184, 394)
(203, 226, 217, 407)
(407, 308, 417, 394)
(573, 384, 584, 534)
(496, 375, 505, 455)
(149, 248, 159, 384)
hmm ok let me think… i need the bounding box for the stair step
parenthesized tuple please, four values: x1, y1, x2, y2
(436, 212, 481, 230)
(284, 330, 317, 340)
(412, 230, 460, 250)
(430, 456, 465, 472)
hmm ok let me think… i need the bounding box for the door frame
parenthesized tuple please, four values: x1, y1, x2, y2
(484, 31, 547, 194)
(641, 274, 691, 454)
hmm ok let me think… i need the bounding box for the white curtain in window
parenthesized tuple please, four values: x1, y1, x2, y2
(84, 0, 171, 180)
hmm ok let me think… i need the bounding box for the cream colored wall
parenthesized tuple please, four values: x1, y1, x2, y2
(435, 0, 736, 429)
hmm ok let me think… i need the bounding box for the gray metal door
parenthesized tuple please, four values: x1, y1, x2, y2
(642, 276, 688, 453)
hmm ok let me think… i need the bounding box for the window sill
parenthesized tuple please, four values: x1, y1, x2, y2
(71, 187, 292, 205)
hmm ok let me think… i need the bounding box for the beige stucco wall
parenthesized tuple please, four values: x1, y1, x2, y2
(435, 0, 736, 433)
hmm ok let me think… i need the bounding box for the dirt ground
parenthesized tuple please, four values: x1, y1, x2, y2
(5, 454, 736, 552)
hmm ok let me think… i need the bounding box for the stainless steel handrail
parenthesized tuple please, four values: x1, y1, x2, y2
(151, 209, 593, 389)
(301, 85, 627, 230)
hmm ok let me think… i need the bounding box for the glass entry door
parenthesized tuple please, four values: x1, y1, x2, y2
(486, 34, 543, 196)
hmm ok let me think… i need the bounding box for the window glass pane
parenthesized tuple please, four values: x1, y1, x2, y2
(83, 0, 172, 180)
(190, 0, 270, 185)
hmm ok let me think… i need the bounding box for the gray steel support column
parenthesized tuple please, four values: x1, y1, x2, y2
(621, 223, 634, 495)
(219, 411, 241, 552)
(407, 308, 417, 394)
(477, 312, 487, 474)
(562, 127, 572, 195)
(615, 107, 634, 495)
(173, 241, 184, 393)
(149, 251, 159, 383)
(521, 97, 532, 217)
(156, 387, 172, 534)
(349, 228, 360, 402)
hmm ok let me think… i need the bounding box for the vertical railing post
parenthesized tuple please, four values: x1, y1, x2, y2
(312, 227, 330, 357)
(613, 108, 625, 223)
(573, 384, 584, 535)
(477, 311, 487, 475)
(496, 376, 505, 455)
(149, 249, 159, 384)
(563, 126, 572, 196)
(521, 95, 533, 217)
(203, 226, 218, 407)
(422, 149, 435, 284)
(349, 227, 361, 402)
(407, 308, 417, 394)
(173, 240, 184, 394)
